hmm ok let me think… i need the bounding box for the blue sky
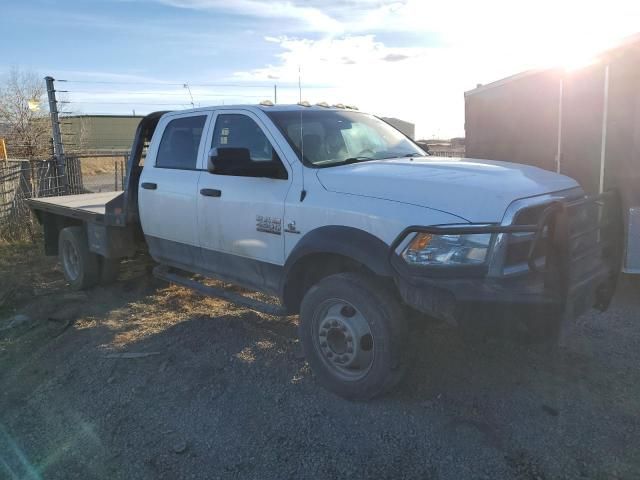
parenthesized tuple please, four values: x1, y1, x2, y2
(1, 0, 639, 138)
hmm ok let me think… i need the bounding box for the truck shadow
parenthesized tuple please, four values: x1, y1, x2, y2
(2, 264, 639, 479)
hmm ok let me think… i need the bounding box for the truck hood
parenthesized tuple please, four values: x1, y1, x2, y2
(316, 157, 579, 223)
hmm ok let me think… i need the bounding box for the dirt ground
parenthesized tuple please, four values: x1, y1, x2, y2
(1, 240, 639, 480)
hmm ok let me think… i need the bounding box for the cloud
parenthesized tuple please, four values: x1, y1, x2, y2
(144, 0, 640, 72)
(382, 53, 410, 62)
(42, 0, 640, 138)
(232, 35, 468, 137)
(234, 35, 429, 81)
(140, 0, 640, 44)
(154, 0, 343, 32)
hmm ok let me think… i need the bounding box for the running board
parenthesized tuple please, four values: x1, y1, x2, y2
(153, 265, 288, 316)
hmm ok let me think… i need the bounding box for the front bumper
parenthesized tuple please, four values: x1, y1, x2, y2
(390, 191, 621, 325)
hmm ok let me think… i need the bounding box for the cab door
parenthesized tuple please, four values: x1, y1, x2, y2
(138, 112, 210, 268)
(197, 110, 292, 290)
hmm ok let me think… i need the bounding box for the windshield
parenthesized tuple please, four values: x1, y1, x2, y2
(266, 109, 425, 167)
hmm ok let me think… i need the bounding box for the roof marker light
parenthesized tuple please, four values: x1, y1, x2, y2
(259, 100, 274, 106)
(315, 101, 330, 108)
(298, 100, 311, 107)
(332, 103, 346, 109)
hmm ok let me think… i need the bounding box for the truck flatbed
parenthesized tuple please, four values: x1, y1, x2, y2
(27, 191, 122, 222)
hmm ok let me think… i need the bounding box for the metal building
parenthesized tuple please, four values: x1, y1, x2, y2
(61, 115, 143, 152)
(465, 35, 640, 273)
(381, 117, 416, 139)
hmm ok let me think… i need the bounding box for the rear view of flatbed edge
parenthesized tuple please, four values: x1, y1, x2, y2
(27, 191, 121, 223)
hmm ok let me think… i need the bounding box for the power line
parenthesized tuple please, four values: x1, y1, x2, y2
(57, 78, 334, 89)
(61, 92, 270, 99)
(61, 101, 193, 106)
(57, 79, 185, 86)
(59, 90, 191, 96)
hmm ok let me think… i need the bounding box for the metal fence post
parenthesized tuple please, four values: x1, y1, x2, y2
(45, 76, 68, 194)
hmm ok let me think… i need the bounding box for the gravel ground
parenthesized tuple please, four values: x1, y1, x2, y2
(1, 242, 639, 480)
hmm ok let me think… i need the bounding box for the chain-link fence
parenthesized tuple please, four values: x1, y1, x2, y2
(0, 158, 84, 241)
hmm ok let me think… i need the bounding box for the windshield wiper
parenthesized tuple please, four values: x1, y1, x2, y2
(374, 152, 426, 160)
(340, 156, 375, 165)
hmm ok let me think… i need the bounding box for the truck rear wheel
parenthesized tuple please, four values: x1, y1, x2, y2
(299, 272, 409, 400)
(58, 226, 100, 290)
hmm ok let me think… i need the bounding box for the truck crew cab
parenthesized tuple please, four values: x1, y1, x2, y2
(28, 104, 621, 400)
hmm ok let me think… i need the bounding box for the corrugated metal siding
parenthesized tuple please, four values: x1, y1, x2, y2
(381, 117, 416, 139)
(465, 70, 562, 172)
(605, 50, 640, 209)
(61, 116, 142, 151)
(465, 40, 639, 207)
(559, 63, 605, 194)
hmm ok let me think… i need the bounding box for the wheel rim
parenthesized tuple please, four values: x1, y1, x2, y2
(312, 298, 374, 381)
(61, 239, 80, 281)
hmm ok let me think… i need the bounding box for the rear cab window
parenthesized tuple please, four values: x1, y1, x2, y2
(156, 115, 207, 170)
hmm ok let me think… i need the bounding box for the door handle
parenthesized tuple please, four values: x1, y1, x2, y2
(200, 188, 222, 197)
(141, 182, 157, 190)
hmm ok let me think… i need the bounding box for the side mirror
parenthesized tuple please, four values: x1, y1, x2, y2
(207, 147, 251, 174)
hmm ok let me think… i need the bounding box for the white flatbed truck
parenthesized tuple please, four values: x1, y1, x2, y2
(28, 105, 621, 399)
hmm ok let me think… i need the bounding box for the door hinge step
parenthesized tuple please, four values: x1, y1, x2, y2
(153, 265, 288, 316)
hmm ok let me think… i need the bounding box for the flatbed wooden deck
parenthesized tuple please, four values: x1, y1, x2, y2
(27, 192, 122, 221)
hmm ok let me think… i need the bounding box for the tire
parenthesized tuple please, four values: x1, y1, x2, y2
(99, 257, 121, 285)
(58, 226, 100, 290)
(299, 272, 409, 400)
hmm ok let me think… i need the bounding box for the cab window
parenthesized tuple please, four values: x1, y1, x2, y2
(156, 115, 206, 169)
(211, 114, 287, 179)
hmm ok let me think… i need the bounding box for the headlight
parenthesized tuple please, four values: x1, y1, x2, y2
(402, 232, 493, 266)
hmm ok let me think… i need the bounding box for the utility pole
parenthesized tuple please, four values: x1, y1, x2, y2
(45, 76, 68, 193)
(184, 83, 195, 108)
(274, 84, 277, 104)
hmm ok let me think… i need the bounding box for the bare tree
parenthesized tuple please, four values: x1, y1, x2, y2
(0, 68, 50, 159)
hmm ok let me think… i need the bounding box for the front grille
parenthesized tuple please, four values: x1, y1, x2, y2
(502, 204, 550, 271)
(502, 197, 605, 282)
(564, 200, 604, 288)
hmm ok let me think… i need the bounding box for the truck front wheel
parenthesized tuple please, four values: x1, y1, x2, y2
(58, 226, 100, 290)
(299, 272, 409, 400)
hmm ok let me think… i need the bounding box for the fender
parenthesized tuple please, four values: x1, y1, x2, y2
(282, 225, 393, 282)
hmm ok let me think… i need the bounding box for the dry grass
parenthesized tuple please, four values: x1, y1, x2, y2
(107, 283, 235, 348)
(79, 157, 125, 176)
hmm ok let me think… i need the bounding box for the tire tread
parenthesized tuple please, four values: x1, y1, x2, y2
(300, 272, 409, 400)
